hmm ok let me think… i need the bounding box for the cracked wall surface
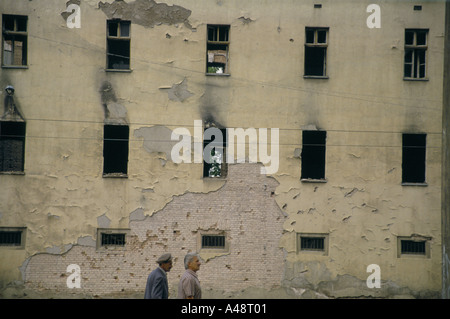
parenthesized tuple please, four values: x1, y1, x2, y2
(0, 0, 445, 298)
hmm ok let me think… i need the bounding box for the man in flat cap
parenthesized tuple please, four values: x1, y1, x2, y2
(144, 253, 173, 299)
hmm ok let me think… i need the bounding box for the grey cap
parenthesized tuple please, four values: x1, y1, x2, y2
(156, 253, 173, 264)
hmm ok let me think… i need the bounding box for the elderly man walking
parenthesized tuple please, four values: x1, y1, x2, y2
(144, 253, 173, 299)
(177, 253, 202, 299)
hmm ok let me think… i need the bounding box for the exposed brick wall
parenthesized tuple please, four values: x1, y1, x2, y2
(24, 163, 287, 297)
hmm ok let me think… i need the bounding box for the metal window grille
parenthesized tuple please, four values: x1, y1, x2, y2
(0, 231, 22, 246)
(101, 233, 126, 246)
(301, 237, 325, 251)
(202, 235, 225, 248)
(401, 240, 426, 255)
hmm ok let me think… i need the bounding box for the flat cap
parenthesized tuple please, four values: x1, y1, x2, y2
(156, 253, 173, 264)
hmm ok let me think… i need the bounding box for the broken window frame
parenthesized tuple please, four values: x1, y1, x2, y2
(206, 25, 230, 75)
(0, 120, 26, 174)
(103, 124, 129, 177)
(301, 130, 327, 182)
(2, 14, 28, 68)
(402, 133, 427, 185)
(397, 236, 430, 258)
(203, 127, 228, 178)
(404, 29, 428, 80)
(297, 233, 329, 255)
(0, 227, 26, 249)
(304, 27, 329, 78)
(106, 19, 131, 71)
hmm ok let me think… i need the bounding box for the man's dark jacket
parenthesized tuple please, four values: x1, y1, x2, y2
(144, 267, 168, 299)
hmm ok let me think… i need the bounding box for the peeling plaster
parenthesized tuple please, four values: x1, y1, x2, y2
(134, 126, 178, 161)
(159, 78, 194, 102)
(100, 81, 128, 125)
(98, 0, 193, 29)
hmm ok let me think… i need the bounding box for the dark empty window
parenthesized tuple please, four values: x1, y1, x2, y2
(404, 29, 428, 79)
(0, 121, 26, 172)
(103, 125, 129, 176)
(304, 28, 328, 77)
(101, 233, 126, 246)
(2, 15, 28, 67)
(0, 229, 23, 246)
(206, 25, 230, 74)
(301, 130, 326, 180)
(300, 236, 325, 251)
(401, 240, 426, 255)
(202, 235, 226, 248)
(107, 20, 131, 70)
(203, 127, 227, 178)
(402, 133, 426, 184)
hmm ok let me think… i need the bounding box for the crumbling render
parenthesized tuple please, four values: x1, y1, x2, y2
(98, 0, 193, 29)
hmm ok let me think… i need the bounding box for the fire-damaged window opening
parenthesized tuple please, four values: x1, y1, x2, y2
(106, 19, 131, 71)
(0, 121, 26, 173)
(397, 236, 430, 258)
(402, 133, 426, 185)
(203, 127, 227, 178)
(404, 29, 428, 80)
(2, 15, 28, 67)
(97, 228, 129, 250)
(297, 233, 329, 255)
(304, 27, 328, 78)
(103, 124, 129, 177)
(301, 130, 327, 181)
(0, 227, 26, 248)
(206, 25, 230, 75)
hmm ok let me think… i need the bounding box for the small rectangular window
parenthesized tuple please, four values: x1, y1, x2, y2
(97, 228, 129, 250)
(398, 236, 430, 258)
(404, 29, 428, 79)
(206, 25, 230, 74)
(2, 15, 28, 67)
(0, 121, 26, 173)
(297, 233, 328, 255)
(203, 127, 227, 178)
(202, 235, 226, 249)
(0, 227, 26, 248)
(103, 125, 129, 177)
(304, 27, 328, 77)
(107, 20, 131, 70)
(101, 233, 126, 246)
(301, 130, 327, 181)
(402, 133, 426, 184)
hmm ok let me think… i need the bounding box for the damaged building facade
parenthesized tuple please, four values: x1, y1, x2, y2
(0, 0, 446, 298)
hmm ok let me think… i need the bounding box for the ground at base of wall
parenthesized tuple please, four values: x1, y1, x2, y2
(0, 284, 439, 299)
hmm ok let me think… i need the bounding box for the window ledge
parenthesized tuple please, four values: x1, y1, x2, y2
(103, 173, 128, 178)
(2, 65, 28, 69)
(303, 75, 329, 79)
(0, 171, 25, 175)
(301, 178, 327, 183)
(206, 73, 230, 77)
(105, 69, 133, 73)
(401, 182, 428, 187)
(403, 77, 429, 82)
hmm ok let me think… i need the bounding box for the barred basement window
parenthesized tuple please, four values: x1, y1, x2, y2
(101, 233, 126, 246)
(402, 133, 426, 184)
(206, 25, 230, 74)
(297, 233, 328, 255)
(0, 121, 26, 173)
(107, 20, 131, 70)
(401, 240, 426, 255)
(103, 124, 129, 177)
(202, 235, 226, 249)
(0, 227, 25, 248)
(2, 15, 28, 67)
(301, 130, 327, 181)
